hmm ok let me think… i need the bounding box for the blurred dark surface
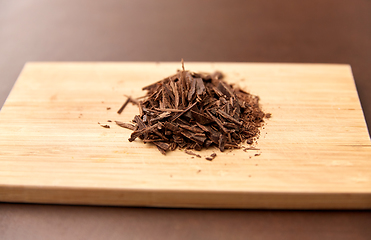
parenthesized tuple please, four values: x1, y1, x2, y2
(1, 0, 370, 239)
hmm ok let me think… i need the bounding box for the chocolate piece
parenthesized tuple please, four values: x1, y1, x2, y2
(115, 121, 135, 130)
(98, 122, 110, 128)
(205, 153, 217, 161)
(185, 150, 201, 158)
(117, 97, 131, 114)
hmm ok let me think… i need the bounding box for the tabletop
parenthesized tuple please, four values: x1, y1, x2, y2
(1, 0, 370, 239)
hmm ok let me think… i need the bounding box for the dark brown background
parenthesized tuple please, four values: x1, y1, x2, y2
(1, 0, 370, 239)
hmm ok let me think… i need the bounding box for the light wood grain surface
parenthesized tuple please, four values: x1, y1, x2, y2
(0, 62, 370, 209)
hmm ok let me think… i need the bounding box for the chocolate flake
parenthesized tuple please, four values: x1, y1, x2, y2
(115, 121, 136, 130)
(243, 146, 260, 152)
(185, 150, 201, 158)
(98, 122, 110, 128)
(117, 97, 131, 114)
(205, 153, 217, 161)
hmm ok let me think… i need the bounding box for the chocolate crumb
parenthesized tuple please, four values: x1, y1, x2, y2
(205, 153, 217, 161)
(115, 121, 136, 130)
(243, 147, 260, 152)
(185, 150, 201, 158)
(98, 122, 110, 128)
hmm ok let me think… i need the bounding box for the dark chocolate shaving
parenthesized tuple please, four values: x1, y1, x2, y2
(98, 122, 110, 128)
(117, 97, 131, 114)
(115, 60, 266, 156)
(205, 153, 217, 161)
(115, 121, 136, 130)
(185, 150, 201, 158)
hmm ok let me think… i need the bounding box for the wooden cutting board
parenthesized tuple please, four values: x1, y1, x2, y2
(0, 62, 370, 209)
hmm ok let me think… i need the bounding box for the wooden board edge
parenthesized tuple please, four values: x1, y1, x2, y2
(22, 61, 353, 67)
(348, 64, 371, 138)
(1, 185, 370, 210)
